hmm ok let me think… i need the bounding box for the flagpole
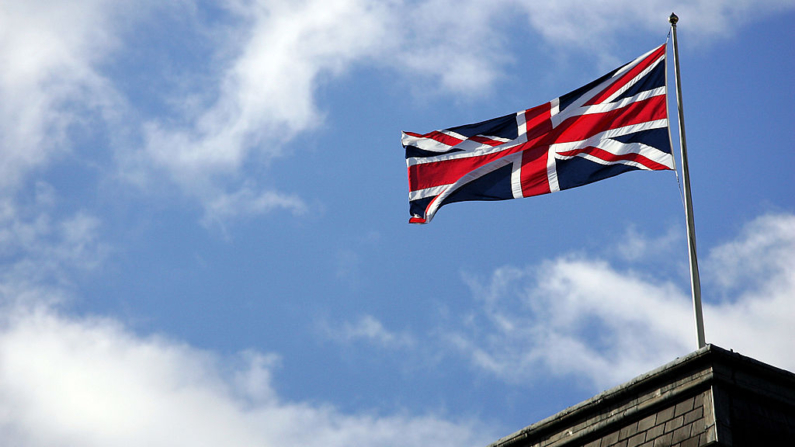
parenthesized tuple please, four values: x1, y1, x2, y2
(669, 12, 706, 349)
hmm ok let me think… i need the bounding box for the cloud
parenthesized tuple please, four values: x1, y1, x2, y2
(512, 0, 795, 51)
(3, 0, 792, 224)
(0, 192, 109, 308)
(390, 0, 511, 93)
(322, 315, 416, 349)
(613, 224, 681, 262)
(0, 195, 488, 446)
(133, 0, 795, 221)
(128, 0, 401, 224)
(0, 0, 147, 192)
(703, 213, 795, 367)
(0, 306, 492, 447)
(199, 185, 308, 232)
(451, 260, 692, 390)
(139, 0, 393, 185)
(449, 212, 795, 390)
(705, 213, 795, 295)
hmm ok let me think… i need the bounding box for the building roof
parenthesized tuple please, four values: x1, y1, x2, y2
(488, 344, 795, 447)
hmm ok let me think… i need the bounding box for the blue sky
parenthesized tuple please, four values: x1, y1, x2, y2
(1, 1, 793, 445)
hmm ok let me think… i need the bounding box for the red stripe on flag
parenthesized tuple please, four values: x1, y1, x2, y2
(524, 102, 553, 140)
(557, 146, 671, 171)
(519, 103, 553, 197)
(520, 144, 552, 197)
(469, 135, 505, 147)
(408, 148, 517, 191)
(586, 45, 665, 106)
(550, 95, 667, 144)
(405, 130, 463, 147)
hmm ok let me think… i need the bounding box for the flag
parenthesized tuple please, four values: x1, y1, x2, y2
(402, 44, 674, 224)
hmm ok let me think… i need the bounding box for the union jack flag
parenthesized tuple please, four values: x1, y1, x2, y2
(402, 44, 674, 224)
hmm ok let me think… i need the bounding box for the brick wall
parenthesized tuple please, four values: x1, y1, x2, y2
(715, 384, 795, 445)
(487, 345, 795, 447)
(581, 390, 714, 447)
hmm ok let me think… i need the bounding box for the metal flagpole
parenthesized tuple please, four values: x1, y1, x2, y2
(669, 12, 706, 349)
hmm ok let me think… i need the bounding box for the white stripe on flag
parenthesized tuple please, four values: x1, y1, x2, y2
(510, 153, 523, 199)
(546, 147, 560, 193)
(406, 138, 524, 167)
(517, 110, 527, 136)
(595, 139, 674, 169)
(578, 87, 666, 116)
(550, 120, 669, 154)
(603, 53, 665, 104)
(554, 140, 673, 170)
(549, 46, 661, 127)
(408, 184, 450, 201)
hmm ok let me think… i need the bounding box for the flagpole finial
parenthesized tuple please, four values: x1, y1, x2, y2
(669, 12, 679, 25)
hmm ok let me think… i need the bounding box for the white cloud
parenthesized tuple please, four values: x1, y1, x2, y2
(391, 0, 510, 93)
(199, 185, 308, 233)
(323, 315, 416, 349)
(0, 192, 488, 446)
(0, 193, 108, 304)
(0, 306, 492, 447)
(450, 212, 795, 390)
(0, 0, 144, 191)
(2, 0, 792, 223)
(131, 0, 398, 224)
(705, 213, 795, 294)
(614, 224, 681, 262)
(451, 260, 692, 390)
(703, 213, 795, 369)
(141, 0, 393, 183)
(512, 0, 795, 51)
(132, 0, 795, 220)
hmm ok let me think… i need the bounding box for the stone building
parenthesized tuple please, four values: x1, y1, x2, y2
(487, 344, 795, 447)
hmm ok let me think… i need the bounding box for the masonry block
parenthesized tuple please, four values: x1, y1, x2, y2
(486, 345, 795, 447)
